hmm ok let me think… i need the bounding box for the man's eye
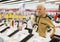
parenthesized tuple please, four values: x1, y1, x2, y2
(39, 9, 41, 10)
(37, 9, 41, 10)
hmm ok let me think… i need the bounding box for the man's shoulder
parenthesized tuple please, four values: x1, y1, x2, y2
(46, 15, 52, 20)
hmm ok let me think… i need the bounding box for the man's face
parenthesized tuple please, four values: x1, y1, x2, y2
(37, 5, 46, 16)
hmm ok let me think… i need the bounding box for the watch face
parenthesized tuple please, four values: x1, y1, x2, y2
(0, 37, 4, 42)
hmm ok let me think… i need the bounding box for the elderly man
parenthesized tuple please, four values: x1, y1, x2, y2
(34, 4, 55, 38)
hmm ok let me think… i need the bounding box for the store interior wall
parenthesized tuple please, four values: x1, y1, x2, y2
(0, 2, 58, 9)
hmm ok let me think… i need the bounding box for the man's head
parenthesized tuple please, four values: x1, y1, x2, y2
(37, 4, 46, 17)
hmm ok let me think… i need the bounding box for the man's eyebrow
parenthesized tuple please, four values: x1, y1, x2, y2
(37, 8, 41, 10)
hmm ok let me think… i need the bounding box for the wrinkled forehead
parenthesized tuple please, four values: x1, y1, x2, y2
(37, 4, 45, 9)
